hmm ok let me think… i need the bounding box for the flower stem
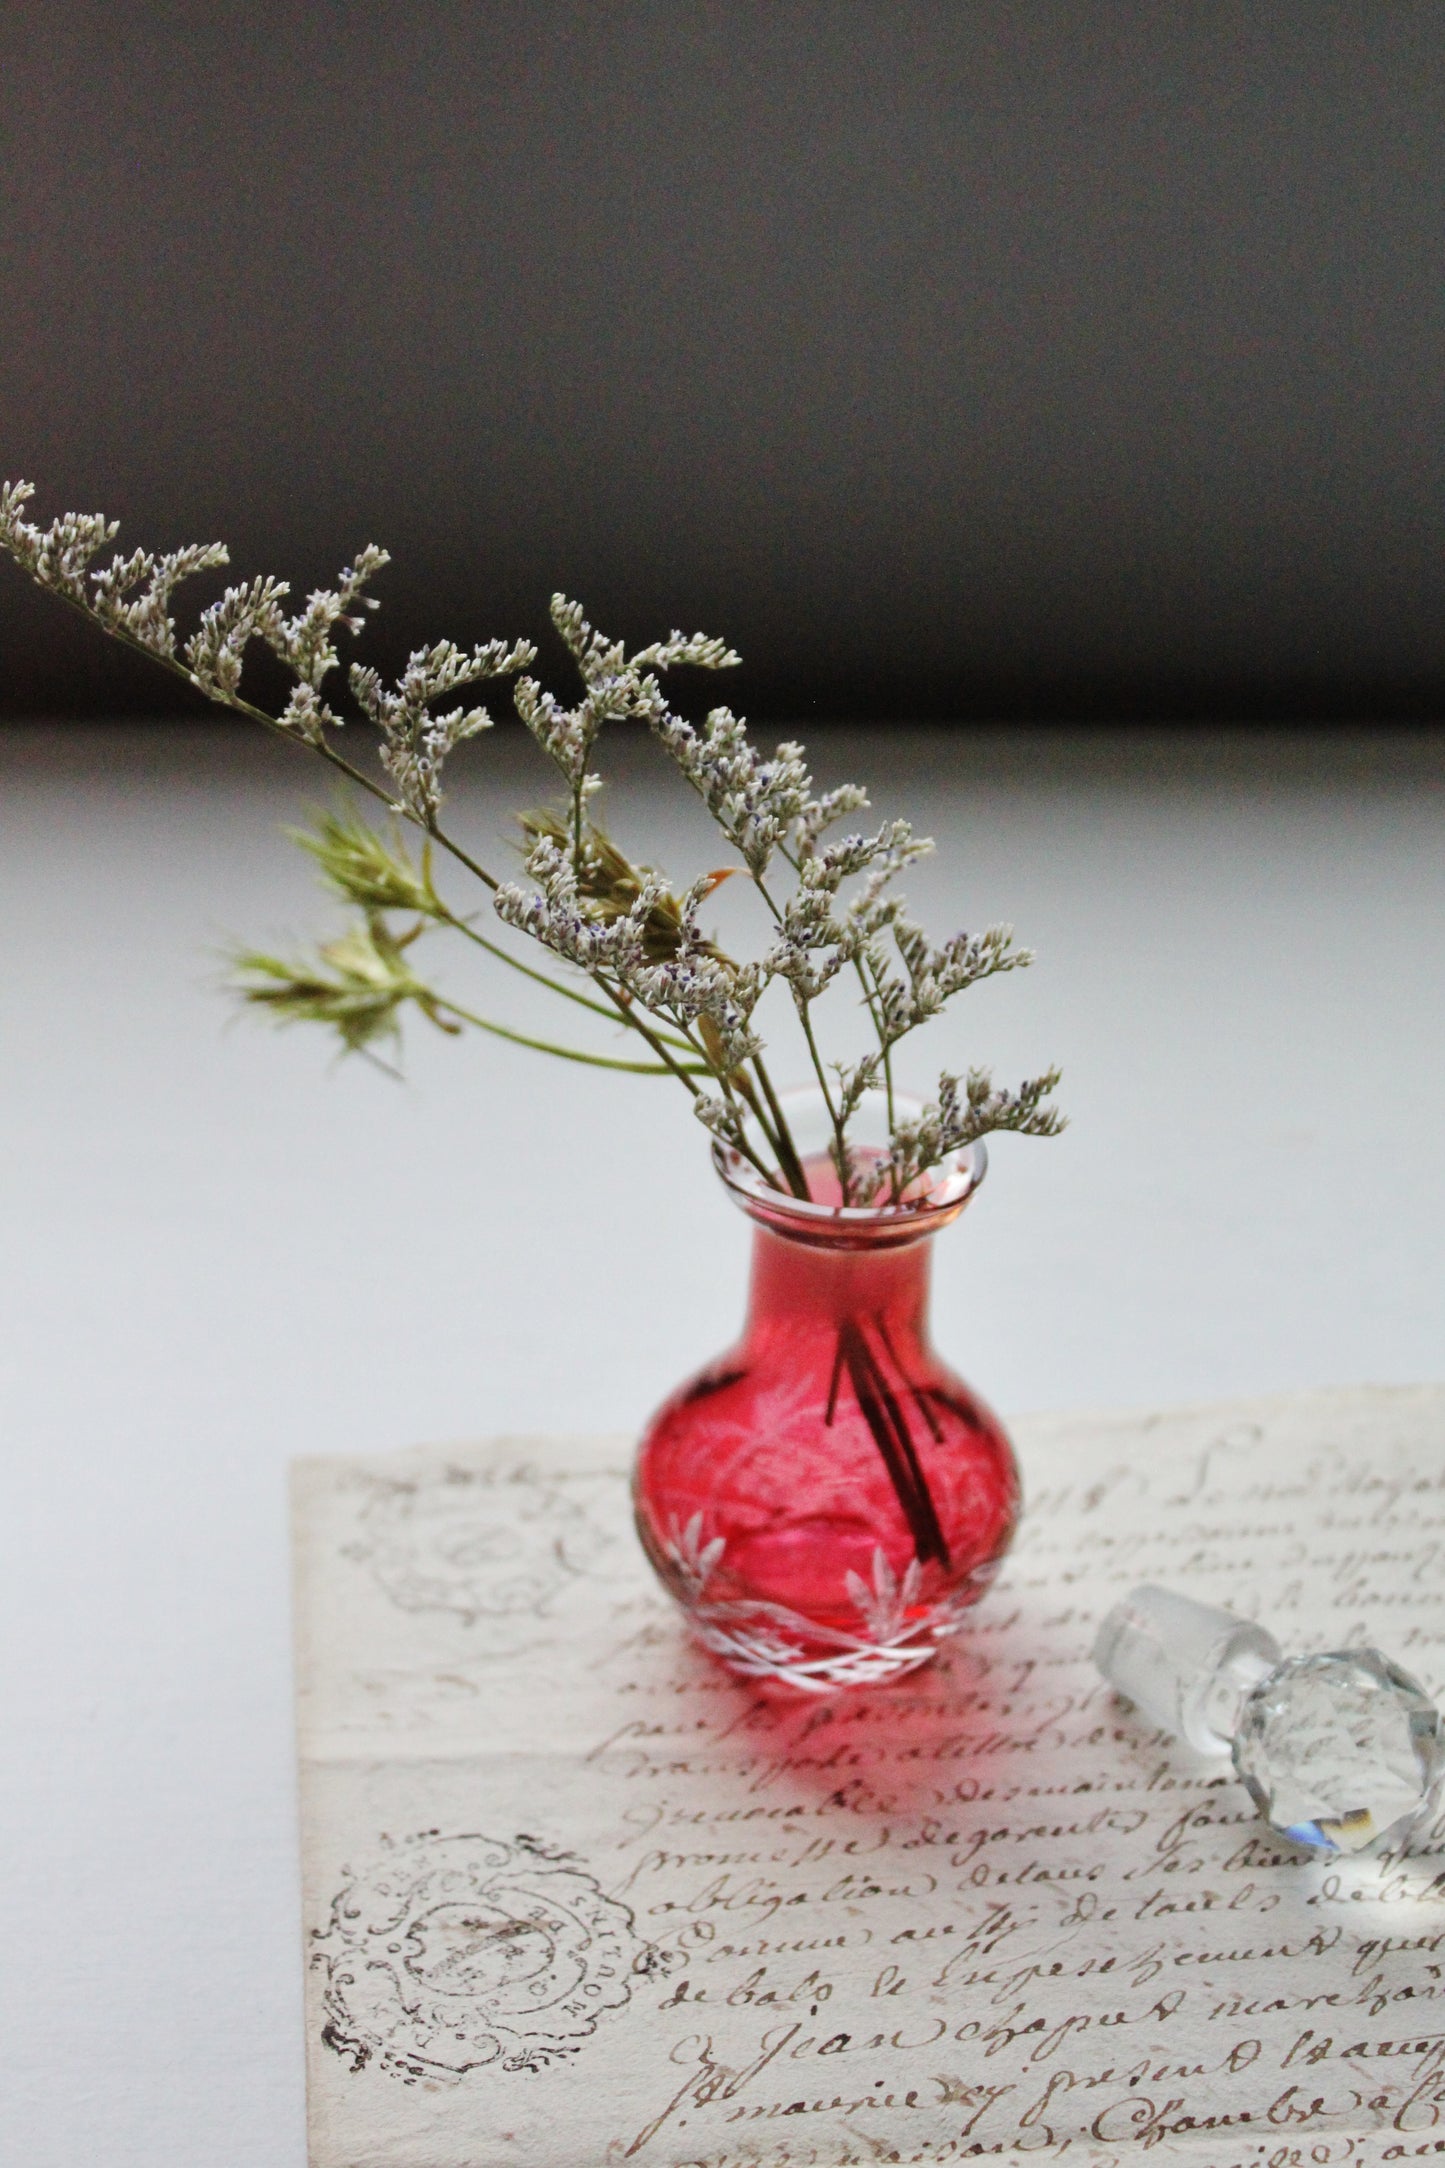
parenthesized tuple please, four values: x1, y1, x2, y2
(854, 954, 896, 1132)
(751, 869, 851, 1195)
(795, 995, 852, 1201)
(433, 997, 706, 1073)
(750, 1054, 811, 1198)
(438, 909, 694, 1047)
(727, 1071, 794, 1195)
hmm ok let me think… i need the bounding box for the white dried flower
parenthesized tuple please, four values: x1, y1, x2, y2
(794, 781, 872, 848)
(91, 541, 231, 659)
(264, 544, 391, 690)
(496, 838, 761, 1069)
(693, 1093, 749, 1148)
(353, 636, 535, 821)
(0, 484, 120, 600)
(631, 628, 742, 673)
(495, 834, 666, 981)
(515, 597, 740, 809)
(884, 1066, 1066, 1199)
(185, 576, 291, 699)
(0, 477, 1066, 1201)
(646, 705, 813, 878)
(277, 684, 339, 746)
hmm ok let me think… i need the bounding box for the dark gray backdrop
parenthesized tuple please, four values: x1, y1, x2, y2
(5, 2, 1445, 721)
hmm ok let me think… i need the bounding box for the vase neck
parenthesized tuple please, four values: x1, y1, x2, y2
(745, 1222, 933, 1342)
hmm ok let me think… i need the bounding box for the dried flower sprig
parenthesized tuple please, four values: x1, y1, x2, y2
(1, 480, 1064, 1201)
(232, 910, 698, 1077)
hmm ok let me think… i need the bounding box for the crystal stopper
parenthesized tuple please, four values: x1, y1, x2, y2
(1094, 1585, 1445, 1856)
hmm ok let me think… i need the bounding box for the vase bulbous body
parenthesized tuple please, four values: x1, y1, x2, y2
(633, 1097, 1020, 1692)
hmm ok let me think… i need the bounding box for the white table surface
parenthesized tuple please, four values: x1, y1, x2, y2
(3, 721, 1442, 2165)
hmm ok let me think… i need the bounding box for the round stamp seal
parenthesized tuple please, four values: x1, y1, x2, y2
(344, 1464, 616, 1627)
(312, 1831, 645, 2079)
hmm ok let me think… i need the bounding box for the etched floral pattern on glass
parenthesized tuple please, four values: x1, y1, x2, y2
(633, 1093, 1020, 1692)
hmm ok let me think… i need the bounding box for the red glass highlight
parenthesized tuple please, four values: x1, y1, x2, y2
(634, 1139, 1019, 1691)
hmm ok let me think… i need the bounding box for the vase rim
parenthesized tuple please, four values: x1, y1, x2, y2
(710, 1085, 987, 1250)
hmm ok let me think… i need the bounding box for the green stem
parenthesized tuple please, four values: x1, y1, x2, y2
(728, 1068, 776, 1147)
(774, 835, 898, 1133)
(795, 994, 852, 1200)
(724, 1071, 791, 1193)
(749, 869, 851, 1186)
(594, 981, 709, 1096)
(46, 589, 455, 848)
(750, 1054, 811, 1198)
(432, 996, 706, 1074)
(610, 1006, 785, 1194)
(854, 954, 896, 1132)
(639, 752, 810, 1186)
(31, 581, 817, 1189)
(41, 592, 725, 1083)
(412, 811, 502, 895)
(438, 909, 694, 1048)
(49, 591, 513, 899)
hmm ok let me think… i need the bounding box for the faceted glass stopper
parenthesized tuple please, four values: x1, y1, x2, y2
(1094, 1585, 1445, 1858)
(1092, 1584, 1282, 1752)
(1233, 1649, 1445, 1856)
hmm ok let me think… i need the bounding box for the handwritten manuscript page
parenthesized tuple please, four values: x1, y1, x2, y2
(293, 1385, 1445, 2166)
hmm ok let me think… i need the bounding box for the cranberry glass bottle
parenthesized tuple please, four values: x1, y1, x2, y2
(634, 1091, 1020, 1691)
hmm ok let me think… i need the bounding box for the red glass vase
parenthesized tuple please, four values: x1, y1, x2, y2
(634, 1091, 1020, 1691)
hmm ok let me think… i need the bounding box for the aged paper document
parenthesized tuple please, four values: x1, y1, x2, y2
(294, 1385, 1445, 2167)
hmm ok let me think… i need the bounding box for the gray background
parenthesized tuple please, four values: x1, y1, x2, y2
(5, 8, 1445, 2162)
(3, 725, 1444, 2164)
(6, 1, 1445, 720)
